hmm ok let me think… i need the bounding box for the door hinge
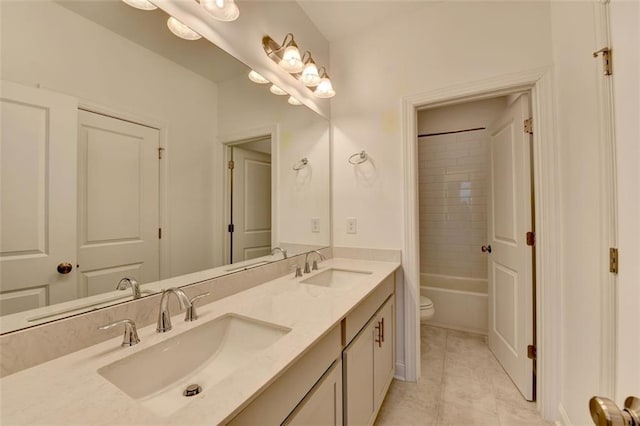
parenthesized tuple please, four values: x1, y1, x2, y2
(609, 247, 619, 274)
(593, 47, 613, 76)
(158, 147, 165, 159)
(228, 224, 234, 233)
(526, 231, 536, 247)
(527, 344, 537, 360)
(524, 118, 533, 135)
(158, 228, 162, 239)
(228, 160, 234, 170)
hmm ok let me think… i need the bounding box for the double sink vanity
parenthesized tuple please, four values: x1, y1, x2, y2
(0, 256, 400, 425)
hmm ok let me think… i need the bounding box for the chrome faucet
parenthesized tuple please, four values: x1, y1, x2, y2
(156, 288, 192, 333)
(116, 277, 141, 299)
(271, 247, 288, 259)
(304, 250, 326, 274)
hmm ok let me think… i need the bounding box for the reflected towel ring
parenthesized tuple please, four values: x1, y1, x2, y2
(293, 157, 308, 171)
(348, 150, 368, 165)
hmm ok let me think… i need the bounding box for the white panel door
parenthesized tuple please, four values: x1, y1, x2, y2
(231, 146, 271, 262)
(487, 94, 534, 400)
(0, 81, 78, 315)
(77, 110, 159, 297)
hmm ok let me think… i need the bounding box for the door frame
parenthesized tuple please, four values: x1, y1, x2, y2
(401, 68, 562, 419)
(77, 100, 169, 279)
(219, 125, 279, 265)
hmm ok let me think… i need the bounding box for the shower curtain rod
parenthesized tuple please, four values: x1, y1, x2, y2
(418, 126, 486, 138)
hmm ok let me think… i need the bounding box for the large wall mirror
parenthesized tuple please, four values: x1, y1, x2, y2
(0, 0, 331, 333)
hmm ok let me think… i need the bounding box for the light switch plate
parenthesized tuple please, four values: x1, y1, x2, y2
(346, 217, 357, 234)
(311, 217, 320, 233)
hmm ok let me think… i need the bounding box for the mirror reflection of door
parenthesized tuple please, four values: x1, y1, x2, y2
(228, 140, 271, 264)
(77, 110, 160, 297)
(0, 82, 78, 315)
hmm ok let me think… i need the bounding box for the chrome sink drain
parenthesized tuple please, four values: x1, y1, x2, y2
(183, 384, 202, 397)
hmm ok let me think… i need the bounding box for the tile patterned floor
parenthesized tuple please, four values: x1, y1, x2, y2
(375, 326, 551, 426)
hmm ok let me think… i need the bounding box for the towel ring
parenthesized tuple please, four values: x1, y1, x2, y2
(293, 158, 308, 171)
(348, 150, 368, 165)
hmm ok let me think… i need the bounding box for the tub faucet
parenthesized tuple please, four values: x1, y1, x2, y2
(156, 288, 192, 333)
(304, 250, 326, 274)
(271, 247, 288, 259)
(116, 277, 141, 299)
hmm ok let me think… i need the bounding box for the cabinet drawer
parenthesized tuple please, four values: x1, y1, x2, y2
(227, 325, 341, 425)
(284, 359, 342, 426)
(342, 273, 394, 346)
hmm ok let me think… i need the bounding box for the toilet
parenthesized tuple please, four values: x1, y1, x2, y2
(420, 295, 435, 322)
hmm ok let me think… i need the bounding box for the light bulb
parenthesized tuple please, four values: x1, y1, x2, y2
(122, 0, 157, 10)
(201, 0, 239, 22)
(314, 75, 335, 99)
(301, 61, 320, 87)
(167, 17, 201, 40)
(288, 96, 302, 106)
(280, 44, 304, 73)
(248, 70, 269, 84)
(270, 84, 287, 96)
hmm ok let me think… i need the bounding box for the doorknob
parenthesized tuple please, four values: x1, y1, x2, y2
(589, 396, 640, 426)
(57, 262, 73, 274)
(481, 245, 492, 253)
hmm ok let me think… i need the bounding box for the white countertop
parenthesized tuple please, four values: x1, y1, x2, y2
(0, 258, 399, 425)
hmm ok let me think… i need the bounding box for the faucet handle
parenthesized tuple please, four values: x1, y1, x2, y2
(312, 260, 319, 271)
(98, 319, 140, 347)
(185, 292, 210, 322)
(294, 264, 303, 278)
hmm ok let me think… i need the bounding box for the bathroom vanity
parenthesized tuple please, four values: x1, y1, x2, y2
(0, 258, 399, 425)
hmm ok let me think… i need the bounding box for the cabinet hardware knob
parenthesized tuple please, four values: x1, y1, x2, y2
(481, 245, 492, 253)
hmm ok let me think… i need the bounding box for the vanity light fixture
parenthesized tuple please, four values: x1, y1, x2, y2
(200, 0, 239, 22)
(288, 96, 302, 106)
(262, 33, 336, 99)
(270, 84, 288, 96)
(122, 0, 157, 11)
(263, 33, 304, 73)
(248, 70, 269, 84)
(313, 68, 336, 99)
(167, 17, 202, 40)
(300, 52, 321, 87)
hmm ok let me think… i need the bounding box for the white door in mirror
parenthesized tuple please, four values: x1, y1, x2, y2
(0, 82, 78, 314)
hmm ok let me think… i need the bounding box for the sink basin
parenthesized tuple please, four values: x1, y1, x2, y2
(300, 268, 372, 288)
(98, 314, 290, 417)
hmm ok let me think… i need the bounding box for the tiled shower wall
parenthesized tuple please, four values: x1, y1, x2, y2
(418, 129, 488, 279)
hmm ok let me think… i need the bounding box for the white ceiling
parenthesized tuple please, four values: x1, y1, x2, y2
(296, 1, 430, 43)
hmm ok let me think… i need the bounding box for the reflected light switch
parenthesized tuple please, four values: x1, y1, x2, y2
(311, 217, 320, 233)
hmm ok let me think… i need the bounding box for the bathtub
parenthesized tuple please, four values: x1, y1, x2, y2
(420, 273, 488, 335)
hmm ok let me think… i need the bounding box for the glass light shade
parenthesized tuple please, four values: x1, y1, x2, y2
(314, 76, 336, 99)
(248, 70, 269, 84)
(167, 17, 201, 40)
(270, 84, 287, 96)
(200, 0, 239, 22)
(301, 62, 320, 87)
(288, 96, 302, 106)
(280, 45, 304, 73)
(122, 0, 157, 10)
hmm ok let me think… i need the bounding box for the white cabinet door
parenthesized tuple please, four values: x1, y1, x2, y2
(0, 81, 78, 314)
(343, 319, 375, 426)
(285, 360, 343, 426)
(373, 296, 395, 408)
(343, 295, 396, 426)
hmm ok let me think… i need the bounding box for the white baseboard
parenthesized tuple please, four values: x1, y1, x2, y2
(557, 403, 572, 426)
(394, 361, 406, 381)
